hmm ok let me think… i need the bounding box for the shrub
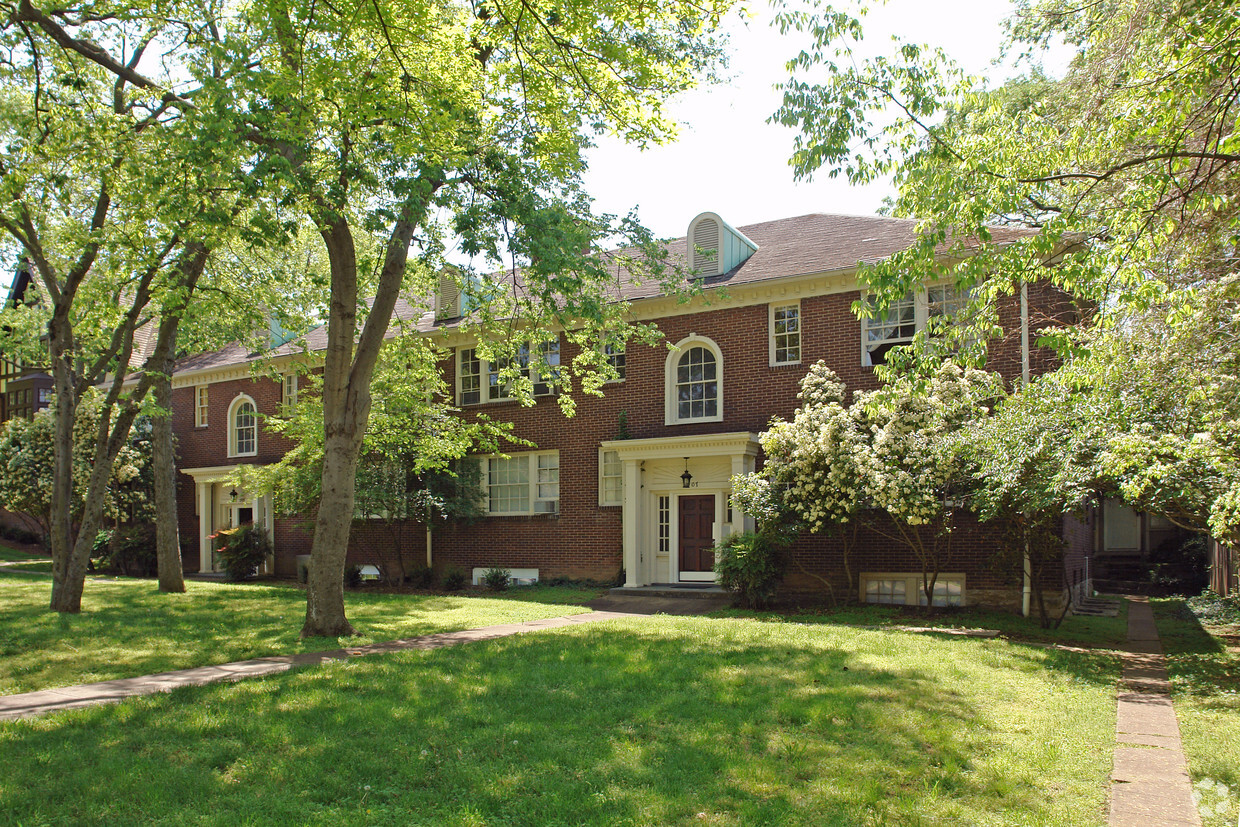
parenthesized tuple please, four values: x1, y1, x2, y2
(344, 565, 363, 588)
(213, 523, 272, 581)
(99, 524, 157, 577)
(1149, 534, 1209, 595)
(482, 567, 510, 592)
(0, 523, 41, 547)
(714, 531, 785, 609)
(443, 569, 468, 591)
(407, 566, 436, 589)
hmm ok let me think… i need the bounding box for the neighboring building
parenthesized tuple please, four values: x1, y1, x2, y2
(171, 212, 1091, 610)
(0, 260, 52, 423)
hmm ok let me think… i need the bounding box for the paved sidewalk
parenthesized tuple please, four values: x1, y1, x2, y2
(1109, 596, 1201, 827)
(0, 610, 639, 722)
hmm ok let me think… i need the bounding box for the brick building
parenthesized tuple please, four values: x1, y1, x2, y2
(171, 212, 1092, 610)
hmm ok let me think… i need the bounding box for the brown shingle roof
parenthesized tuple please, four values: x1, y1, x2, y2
(180, 212, 1032, 375)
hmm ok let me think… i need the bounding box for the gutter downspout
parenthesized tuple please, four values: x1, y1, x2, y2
(1021, 281, 1032, 618)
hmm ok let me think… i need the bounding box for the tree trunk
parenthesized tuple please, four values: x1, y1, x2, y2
(153, 370, 185, 592)
(47, 305, 82, 612)
(303, 405, 366, 637)
(300, 204, 426, 637)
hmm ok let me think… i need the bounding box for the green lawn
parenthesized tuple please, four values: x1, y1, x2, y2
(0, 573, 599, 695)
(0, 543, 48, 563)
(1151, 596, 1240, 827)
(715, 599, 1131, 649)
(0, 614, 1118, 826)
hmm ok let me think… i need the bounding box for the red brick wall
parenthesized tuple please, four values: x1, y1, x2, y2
(172, 281, 1079, 600)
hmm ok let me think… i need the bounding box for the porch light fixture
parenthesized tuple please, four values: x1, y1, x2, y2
(229, 487, 238, 502)
(681, 457, 693, 489)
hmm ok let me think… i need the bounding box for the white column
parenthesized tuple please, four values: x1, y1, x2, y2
(196, 481, 213, 573)
(730, 454, 758, 533)
(622, 459, 642, 587)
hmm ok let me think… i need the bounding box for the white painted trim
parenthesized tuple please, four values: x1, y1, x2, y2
(227, 394, 258, 458)
(664, 334, 724, 426)
(601, 431, 761, 461)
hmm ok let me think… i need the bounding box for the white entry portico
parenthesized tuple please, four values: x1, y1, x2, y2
(600, 432, 760, 587)
(180, 465, 276, 574)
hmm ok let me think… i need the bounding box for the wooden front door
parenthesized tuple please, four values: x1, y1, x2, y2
(678, 495, 716, 575)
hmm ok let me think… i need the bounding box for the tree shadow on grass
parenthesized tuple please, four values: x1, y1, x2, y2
(0, 620, 1113, 826)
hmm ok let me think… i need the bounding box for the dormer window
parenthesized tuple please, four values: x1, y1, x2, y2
(686, 212, 758, 278)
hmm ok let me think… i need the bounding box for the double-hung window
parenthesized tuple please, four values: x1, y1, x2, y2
(862, 285, 969, 366)
(770, 302, 801, 365)
(282, 373, 298, 408)
(459, 340, 560, 405)
(599, 449, 623, 506)
(605, 342, 626, 381)
(482, 451, 560, 514)
(195, 385, 208, 427)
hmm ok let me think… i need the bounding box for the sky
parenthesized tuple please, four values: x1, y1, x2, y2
(581, 0, 1043, 240)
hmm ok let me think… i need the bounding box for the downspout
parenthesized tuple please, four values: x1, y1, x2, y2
(425, 504, 433, 569)
(1021, 281, 1032, 618)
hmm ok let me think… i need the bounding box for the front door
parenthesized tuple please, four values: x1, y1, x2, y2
(678, 495, 715, 580)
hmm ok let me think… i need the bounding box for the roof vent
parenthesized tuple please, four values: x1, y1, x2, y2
(687, 212, 758, 278)
(436, 271, 461, 320)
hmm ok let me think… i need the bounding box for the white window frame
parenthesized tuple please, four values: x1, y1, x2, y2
(861, 285, 970, 367)
(769, 302, 802, 366)
(664, 335, 724, 425)
(598, 448, 623, 506)
(480, 451, 560, 515)
(195, 385, 208, 428)
(457, 340, 560, 405)
(859, 572, 966, 607)
(227, 394, 258, 458)
(281, 373, 298, 408)
(604, 342, 626, 382)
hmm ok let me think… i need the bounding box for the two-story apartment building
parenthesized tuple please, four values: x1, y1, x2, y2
(170, 212, 1092, 610)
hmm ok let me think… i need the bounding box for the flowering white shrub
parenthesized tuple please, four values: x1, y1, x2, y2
(749, 361, 999, 533)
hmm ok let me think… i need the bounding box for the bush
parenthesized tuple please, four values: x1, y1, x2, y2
(1149, 534, 1209, 595)
(213, 523, 272, 581)
(344, 565, 363, 588)
(98, 524, 158, 577)
(407, 566, 436, 589)
(482, 567, 510, 592)
(714, 531, 785, 609)
(0, 523, 41, 547)
(442, 569, 468, 591)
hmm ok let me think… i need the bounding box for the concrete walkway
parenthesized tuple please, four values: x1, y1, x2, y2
(1109, 596, 1201, 826)
(0, 610, 639, 722)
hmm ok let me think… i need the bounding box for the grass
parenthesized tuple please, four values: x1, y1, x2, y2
(0, 574, 599, 695)
(0, 614, 1119, 826)
(0, 543, 48, 563)
(714, 599, 1131, 649)
(1151, 596, 1240, 827)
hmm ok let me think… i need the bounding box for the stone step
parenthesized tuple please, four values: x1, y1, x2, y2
(608, 584, 730, 599)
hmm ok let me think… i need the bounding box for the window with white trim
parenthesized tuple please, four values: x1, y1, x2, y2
(482, 451, 559, 514)
(861, 573, 965, 607)
(281, 373, 298, 408)
(770, 302, 801, 365)
(599, 449, 623, 506)
(195, 385, 208, 428)
(458, 341, 560, 405)
(657, 496, 670, 554)
(605, 342, 626, 381)
(665, 336, 723, 424)
(228, 396, 257, 457)
(862, 286, 970, 366)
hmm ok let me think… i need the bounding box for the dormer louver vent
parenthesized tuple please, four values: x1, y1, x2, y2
(692, 217, 720, 274)
(436, 272, 461, 320)
(687, 212, 758, 279)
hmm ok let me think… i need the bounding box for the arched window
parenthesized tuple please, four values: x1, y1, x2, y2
(228, 395, 258, 457)
(665, 336, 723, 424)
